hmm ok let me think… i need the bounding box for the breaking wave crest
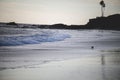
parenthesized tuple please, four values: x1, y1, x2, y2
(0, 28, 70, 46)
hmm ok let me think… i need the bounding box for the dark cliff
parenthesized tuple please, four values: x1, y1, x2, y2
(48, 14, 120, 30)
(85, 14, 120, 30)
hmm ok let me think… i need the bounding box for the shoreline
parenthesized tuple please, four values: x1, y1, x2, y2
(0, 50, 120, 80)
(0, 47, 119, 70)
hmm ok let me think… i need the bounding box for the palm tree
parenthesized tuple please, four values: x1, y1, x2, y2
(100, 0, 105, 17)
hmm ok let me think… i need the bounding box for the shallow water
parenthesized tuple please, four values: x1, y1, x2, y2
(0, 28, 120, 80)
(0, 51, 120, 80)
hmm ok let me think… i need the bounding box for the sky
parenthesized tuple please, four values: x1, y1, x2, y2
(0, 0, 120, 25)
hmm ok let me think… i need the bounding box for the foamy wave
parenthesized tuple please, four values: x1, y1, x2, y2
(0, 29, 70, 46)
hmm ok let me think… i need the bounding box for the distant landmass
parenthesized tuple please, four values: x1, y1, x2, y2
(0, 14, 120, 30)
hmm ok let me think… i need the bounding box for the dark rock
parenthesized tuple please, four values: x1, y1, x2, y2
(86, 14, 120, 30)
(7, 22, 17, 25)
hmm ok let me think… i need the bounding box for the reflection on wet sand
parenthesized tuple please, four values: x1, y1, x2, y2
(100, 51, 120, 80)
(101, 54, 106, 80)
(101, 54, 105, 65)
(104, 51, 120, 65)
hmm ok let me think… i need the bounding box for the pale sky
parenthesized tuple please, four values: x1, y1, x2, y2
(0, 0, 120, 25)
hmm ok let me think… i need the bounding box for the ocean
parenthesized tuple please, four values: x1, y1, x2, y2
(0, 26, 120, 80)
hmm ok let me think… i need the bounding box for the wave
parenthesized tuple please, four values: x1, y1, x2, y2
(0, 29, 70, 46)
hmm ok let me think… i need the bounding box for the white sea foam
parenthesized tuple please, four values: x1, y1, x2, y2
(0, 27, 70, 46)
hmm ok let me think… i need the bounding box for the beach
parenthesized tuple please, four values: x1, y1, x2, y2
(0, 49, 120, 80)
(0, 28, 120, 80)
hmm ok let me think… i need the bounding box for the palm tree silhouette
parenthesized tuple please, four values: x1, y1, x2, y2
(100, 0, 106, 17)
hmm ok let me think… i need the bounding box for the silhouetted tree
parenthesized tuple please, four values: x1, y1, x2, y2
(100, 0, 106, 17)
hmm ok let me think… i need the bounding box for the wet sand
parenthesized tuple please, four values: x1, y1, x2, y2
(0, 49, 120, 80)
